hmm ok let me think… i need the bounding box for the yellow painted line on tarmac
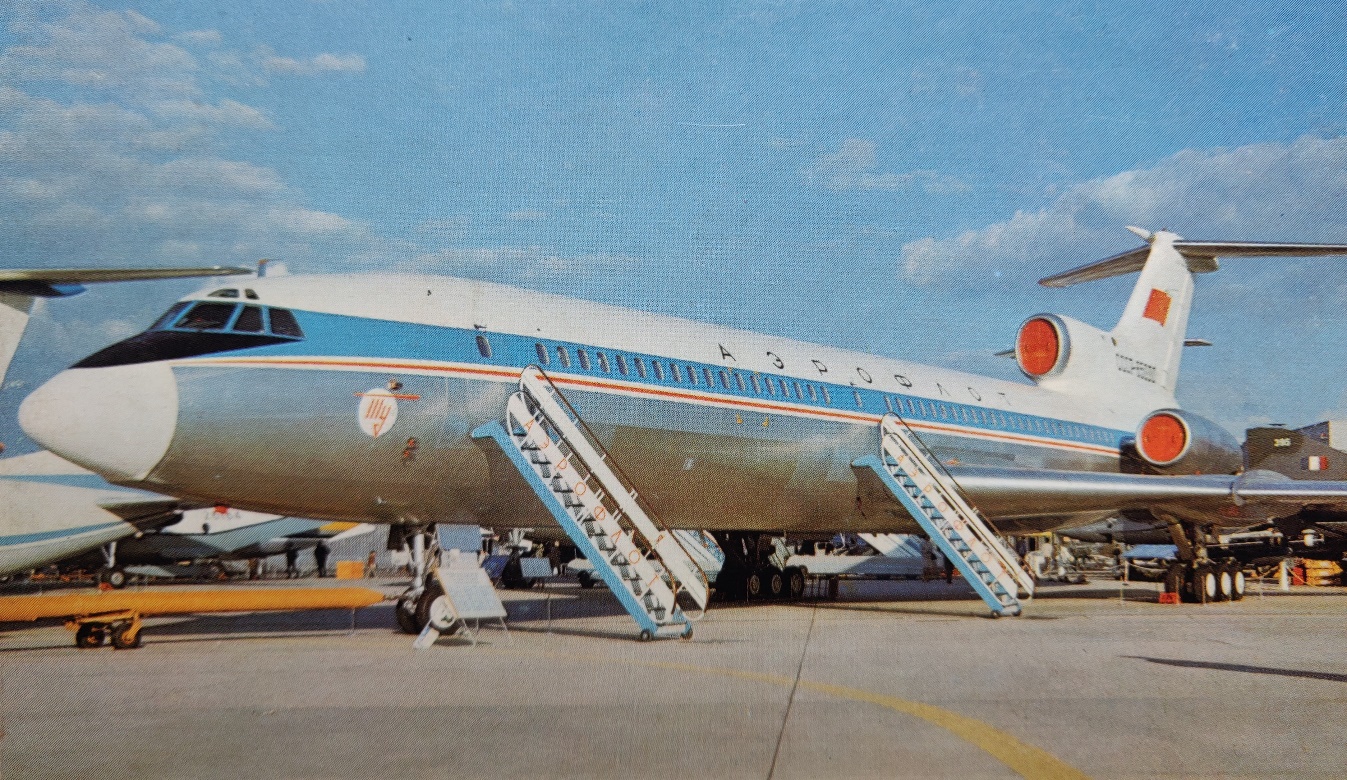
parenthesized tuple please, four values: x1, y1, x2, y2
(490, 647, 1088, 780)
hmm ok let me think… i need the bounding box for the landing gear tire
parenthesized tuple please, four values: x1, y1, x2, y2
(785, 567, 806, 601)
(638, 629, 654, 642)
(1228, 565, 1246, 601)
(745, 571, 763, 600)
(1215, 566, 1233, 602)
(103, 568, 127, 589)
(578, 571, 595, 589)
(680, 625, 694, 641)
(110, 621, 141, 649)
(1190, 565, 1217, 604)
(1164, 563, 1185, 595)
(74, 624, 105, 649)
(414, 581, 459, 636)
(426, 596, 458, 633)
(767, 568, 785, 599)
(395, 596, 421, 634)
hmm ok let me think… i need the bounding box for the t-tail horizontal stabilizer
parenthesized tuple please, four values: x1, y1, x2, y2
(1038, 228, 1347, 288)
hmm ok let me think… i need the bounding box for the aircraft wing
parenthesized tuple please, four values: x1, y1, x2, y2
(96, 498, 186, 531)
(0, 265, 253, 389)
(948, 466, 1347, 527)
(0, 266, 251, 287)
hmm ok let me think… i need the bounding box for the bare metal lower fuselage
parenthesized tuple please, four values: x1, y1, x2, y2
(138, 364, 1121, 536)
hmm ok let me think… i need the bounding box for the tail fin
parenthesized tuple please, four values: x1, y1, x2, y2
(1038, 229, 1347, 398)
(1108, 231, 1195, 396)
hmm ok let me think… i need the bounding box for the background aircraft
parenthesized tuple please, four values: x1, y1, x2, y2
(57, 504, 374, 585)
(0, 266, 249, 578)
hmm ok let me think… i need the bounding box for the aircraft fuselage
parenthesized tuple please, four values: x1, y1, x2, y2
(20, 274, 1149, 536)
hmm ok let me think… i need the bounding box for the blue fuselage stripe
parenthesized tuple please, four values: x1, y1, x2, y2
(180, 309, 1128, 457)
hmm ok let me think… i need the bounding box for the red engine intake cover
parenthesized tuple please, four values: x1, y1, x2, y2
(1138, 412, 1188, 465)
(1016, 317, 1061, 377)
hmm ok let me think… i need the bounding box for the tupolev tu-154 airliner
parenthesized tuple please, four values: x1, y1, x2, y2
(16, 227, 1347, 625)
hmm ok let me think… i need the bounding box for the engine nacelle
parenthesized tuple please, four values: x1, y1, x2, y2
(1015, 314, 1070, 378)
(1133, 408, 1241, 475)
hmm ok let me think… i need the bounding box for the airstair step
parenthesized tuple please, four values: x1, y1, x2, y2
(476, 369, 709, 639)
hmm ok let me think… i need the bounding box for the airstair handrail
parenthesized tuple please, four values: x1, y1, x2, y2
(516, 366, 710, 613)
(879, 413, 1036, 596)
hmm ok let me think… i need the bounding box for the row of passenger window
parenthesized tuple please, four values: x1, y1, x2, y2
(473, 334, 1111, 444)
(880, 394, 1110, 443)
(525, 341, 838, 404)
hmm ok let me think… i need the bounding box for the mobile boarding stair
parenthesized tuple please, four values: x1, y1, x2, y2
(852, 414, 1035, 617)
(472, 368, 710, 640)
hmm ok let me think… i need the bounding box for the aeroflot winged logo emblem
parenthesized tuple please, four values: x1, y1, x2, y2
(357, 388, 399, 437)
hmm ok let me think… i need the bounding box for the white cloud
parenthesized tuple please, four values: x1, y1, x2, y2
(803, 138, 968, 194)
(0, 5, 198, 98)
(0, 4, 370, 270)
(175, 29, 222, 46)
(262, 51, 366, 75)
(899, 135, 1347, 284)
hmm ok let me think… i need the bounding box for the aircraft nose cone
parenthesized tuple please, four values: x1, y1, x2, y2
(18, 363, 178, 482)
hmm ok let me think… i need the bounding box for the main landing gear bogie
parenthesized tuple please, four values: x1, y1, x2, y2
(718, 565, 807, 603)
(1164, 561, 1247, 604)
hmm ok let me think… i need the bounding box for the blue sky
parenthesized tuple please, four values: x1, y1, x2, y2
(3, 1, 1347, 452)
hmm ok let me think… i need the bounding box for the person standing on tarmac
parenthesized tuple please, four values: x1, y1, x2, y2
(284, 546, 299, 579)
(314, 541, 330, 578)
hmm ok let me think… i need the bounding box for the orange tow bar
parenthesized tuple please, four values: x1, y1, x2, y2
(0, 587, 388, 649)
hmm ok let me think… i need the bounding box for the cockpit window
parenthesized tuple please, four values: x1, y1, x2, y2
(268, 308, 303, 337)
(150, 301, 191, 330)
(177, 302, 236, 331)
(244, 289, 259, 300)
(207, 288, 240, 299)
(72, 301, 305, 368)
(233, 305, 265, 333)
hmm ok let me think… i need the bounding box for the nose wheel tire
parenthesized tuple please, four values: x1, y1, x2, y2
(785, 567, 806, 601)
(395, 596, 421, 634)
(413, 581, 459, 636)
